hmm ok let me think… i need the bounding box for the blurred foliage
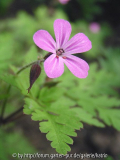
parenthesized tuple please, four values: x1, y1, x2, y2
(65, 0, 107, 21)
(0, 0, 107, 21)
(71, 21, 111, 59)
(0, 0, 13, 16)
(105, 156, 114, 160)
(0, 6, 111, 64)
(0, 129, 36, 160)
(100, 47, 120, 76)
(77, 0, 106, 20)
(0, 4, 120, 156)
(0, 33, 14, 72)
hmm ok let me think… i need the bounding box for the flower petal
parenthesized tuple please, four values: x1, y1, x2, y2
(59, 0, 70, 4)
(54, 19, 71, 49)
(44, 54, 64, 78)
(63, 33, 92, 55)
(63, 55, 89, 78)
(33, 30, 56, 53)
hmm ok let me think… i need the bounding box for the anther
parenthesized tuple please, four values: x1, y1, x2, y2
(56, 48, 64, 56)
(62, 56, 66, 59)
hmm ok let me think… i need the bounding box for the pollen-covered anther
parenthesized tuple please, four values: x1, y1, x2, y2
(62, 56, 66, 59)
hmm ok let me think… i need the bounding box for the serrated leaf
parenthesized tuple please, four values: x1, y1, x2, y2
(72, 108, 104, 127)
(24, 97, 83, 154)
(57, 63, 119, 97)
(76, 95, 120, 129)
(66, 87, 120, 129)
(99, 109, 120, 130)
(39, 86, 65, 103)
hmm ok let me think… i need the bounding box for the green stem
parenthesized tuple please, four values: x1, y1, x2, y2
(16, 59, 44, 75)
(0, 59, 44, 124)
(1, 85, 11, 120)
(1, 106, 23, 125)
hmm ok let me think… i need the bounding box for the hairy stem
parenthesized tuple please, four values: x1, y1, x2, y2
(16, 59, 44, 75)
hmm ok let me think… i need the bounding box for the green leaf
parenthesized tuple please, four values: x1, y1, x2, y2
(100, 47, 120, 86)
(105, 156, 114, 160)
(24, 45, 39, 64)
(100, 47, 120, 75)
(71, 108, 104, 127)
(0, 33, 13, 72)
(0, 94, 8, 100)
(0, 74, 18, 88)
(0, 130, 36, 160)
(57, 63, 119, 97)
(68, 92, 120, 129)
(24, 96, 83, 154)
(99, 109, 120, 130)
(39, 86, 65, 103)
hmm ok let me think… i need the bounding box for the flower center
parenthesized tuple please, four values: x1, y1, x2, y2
(56, 49, 66, 59)
(56, 49, 64, 56)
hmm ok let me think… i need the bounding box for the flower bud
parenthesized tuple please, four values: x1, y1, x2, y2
(27, 63, 41, 93)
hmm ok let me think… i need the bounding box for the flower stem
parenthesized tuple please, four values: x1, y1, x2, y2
(16, 59, 44, 75)
(0, 59, 44, 125)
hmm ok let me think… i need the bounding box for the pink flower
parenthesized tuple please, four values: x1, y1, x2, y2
(33, 19, 92, 78)
(58, 0, 70, 4)
(89, 22, 100, 33)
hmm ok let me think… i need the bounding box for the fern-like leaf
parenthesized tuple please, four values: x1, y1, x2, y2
(24, 97, 83, 154)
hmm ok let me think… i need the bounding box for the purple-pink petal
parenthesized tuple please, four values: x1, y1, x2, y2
(63, 33, 92, 55)
(44, 54, 64, 78)
(63, 55, 89, 78)
(59, 0, 70, 4)
(54, 19, 71, 49)
(33, 30, 56, 53)
(89, 22, 100, 33)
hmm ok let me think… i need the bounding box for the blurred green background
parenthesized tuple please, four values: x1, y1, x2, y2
(0, 0, 120, 160)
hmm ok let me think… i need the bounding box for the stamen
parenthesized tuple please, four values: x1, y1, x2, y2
(56, 48, 64, 56)
(62, 56, 66, 59)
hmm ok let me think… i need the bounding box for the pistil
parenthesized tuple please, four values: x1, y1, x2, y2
(56, 49, 64, 56)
